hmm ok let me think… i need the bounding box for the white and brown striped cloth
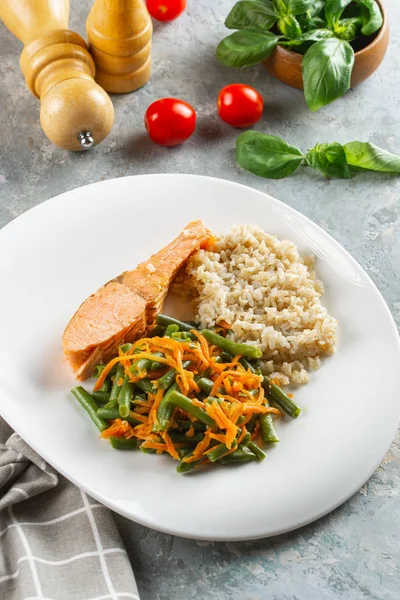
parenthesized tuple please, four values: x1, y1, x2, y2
(0, 417, 140, 600)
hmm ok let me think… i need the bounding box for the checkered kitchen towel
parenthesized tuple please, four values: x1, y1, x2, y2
(0, 417, 140, 600)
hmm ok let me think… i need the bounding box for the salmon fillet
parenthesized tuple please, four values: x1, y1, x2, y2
(63, 220, 210, 380)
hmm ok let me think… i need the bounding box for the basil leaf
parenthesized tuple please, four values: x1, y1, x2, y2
(344, 142, 400, 173)
(236, 131, 304, 179)
(308, 0, 325, 17)
(306, 142, 351, 178)
(225, 1, 278, 31)
(278, 14, 302, 38)
(356, 0, 383, 36)
(302, 39, 355, 111)
(217, 30, 280, 67)
(285, 0, 315, 16)
(281, 28, 333, 45)
(334, 17, 362, 41)
(324, 0, 353, 28)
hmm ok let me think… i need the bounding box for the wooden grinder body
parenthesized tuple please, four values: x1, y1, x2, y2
(0, 0, 114, 150)
(87, 0, 152, 94)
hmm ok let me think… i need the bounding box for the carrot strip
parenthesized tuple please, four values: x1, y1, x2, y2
(102, 419, 132, 439)
(162, 431, 180, 460)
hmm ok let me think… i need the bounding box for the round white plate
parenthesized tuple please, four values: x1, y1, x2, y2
(0, 174, 399, 541)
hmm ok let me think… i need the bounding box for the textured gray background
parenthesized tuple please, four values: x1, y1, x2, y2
(0, 1, 399, 599)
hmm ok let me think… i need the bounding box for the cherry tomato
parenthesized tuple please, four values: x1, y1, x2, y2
(217, 84, 264, 128)
(145, 98, 196, 146)
(146, 0, 186, 22)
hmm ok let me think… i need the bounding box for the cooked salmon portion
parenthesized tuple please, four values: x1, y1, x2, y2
(63, 220, 210, 380)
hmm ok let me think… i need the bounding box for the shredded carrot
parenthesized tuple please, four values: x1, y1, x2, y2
(184, 432, 211, 462)
(102, 419, 132, 439)
(217, 319, 232, 330)
(162, 431, 180, 460)
(186, 425, 195, 438)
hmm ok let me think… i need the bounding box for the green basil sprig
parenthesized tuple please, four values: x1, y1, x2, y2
(217, 0, 384, 111)
(236, 131, 400, 180)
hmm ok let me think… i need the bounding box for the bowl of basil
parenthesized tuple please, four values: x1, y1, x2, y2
(216, 0, 389, 112)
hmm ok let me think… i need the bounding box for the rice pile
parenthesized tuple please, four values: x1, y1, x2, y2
(182, 224, 337, 386)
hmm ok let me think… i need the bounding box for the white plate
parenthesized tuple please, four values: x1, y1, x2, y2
(0, 174, 399, 541)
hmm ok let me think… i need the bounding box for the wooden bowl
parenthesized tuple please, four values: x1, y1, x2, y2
(263, 0, 389, 91)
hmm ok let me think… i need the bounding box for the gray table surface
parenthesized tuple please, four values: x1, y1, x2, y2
(1, 1, 399, 599)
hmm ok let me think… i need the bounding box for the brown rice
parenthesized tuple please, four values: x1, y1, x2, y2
(181, 224, 338, 386)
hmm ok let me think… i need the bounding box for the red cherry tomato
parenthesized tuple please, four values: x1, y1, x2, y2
(145, 98, 196, 146)
(217, 84, 264, 128)
(146, 0, 186, 22)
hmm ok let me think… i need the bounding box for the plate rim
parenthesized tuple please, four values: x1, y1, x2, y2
(1, 173, 399, 541)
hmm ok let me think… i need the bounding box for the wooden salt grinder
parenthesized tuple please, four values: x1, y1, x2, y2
(0, 0, 114, 150)
(87, 0, 153, 94)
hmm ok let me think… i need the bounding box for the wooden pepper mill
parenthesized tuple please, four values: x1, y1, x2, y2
(0, 0, 114, 150)
(87, 0, 153, 94)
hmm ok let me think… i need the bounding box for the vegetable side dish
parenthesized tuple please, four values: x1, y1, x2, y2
(71, 314, 300, 472)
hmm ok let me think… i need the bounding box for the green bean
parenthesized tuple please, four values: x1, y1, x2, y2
(177, 447, 192, 459)
(171, 331, 195, 342)
(135, 378, 157, 395)
(156, 314, 197, 332)
(98, 378, 112, 394)
(91, 391, 111, 405)
(218, 448, 258, 464)
(166, 391, 217, 428)
(206, 396, 223, 405)
(140, 445, 157, 454)
(198, 377, 214, 395)
(174, 420, 206, 432)
(176, 453, 206, 473)
(168, 432, 204, 443)
(260, 410, 280, 443)
(154, 383, 179, 432)
(157, 369, 177, 391)
(130, 358, 152, 376)
(262, 377, 300, 418)
(207, 441, 238, 463)
(157, 360, 192, 391)
(71, 387, 108, 432)
(184, 320, 199, 328)
(201, 330, 262, 359)
(132, 393, 147, 404)
(165, 324, 180, 337)
(220, 352, 234, 363)
(247, 441, 267, 461)
(109, 364, 125, 404)
(119, 377, 134, 418)
(103, 398, 118, 409)
(96, 407, 141, 425)
(109, 436, 137, 450)
(247, 414, 258, 433)
(148, 325, 166, 338)
(129, 347, 149, 376)
(149, 352, 165, 372)
(93, 364, 105, 378)
(119, 343, 133, 353)
(239, 357, 261, 374)
(238, 431, 251, 447)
